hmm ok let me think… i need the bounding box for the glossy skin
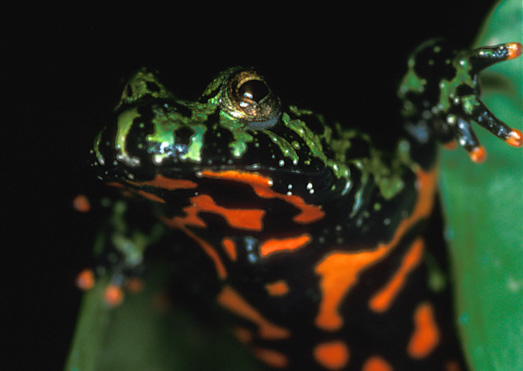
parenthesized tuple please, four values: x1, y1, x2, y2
(84, 41, 522, 370)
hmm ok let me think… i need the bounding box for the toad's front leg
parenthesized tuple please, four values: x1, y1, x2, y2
(400, 40, 522, 162)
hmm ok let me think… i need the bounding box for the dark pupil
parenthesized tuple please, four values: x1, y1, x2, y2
(238, 80, 269, 103)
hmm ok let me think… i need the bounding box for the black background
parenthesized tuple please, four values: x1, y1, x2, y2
(5, 1, 497, 369)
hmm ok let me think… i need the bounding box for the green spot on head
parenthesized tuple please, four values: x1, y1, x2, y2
(217, 110, 254, 158)
(114, 108, 141, 166)
(146, 102, 215, 164)
(282, 112, 326, 162)
(93, 130, 104, 165)
(148, 112, 179, 147)
(118, 68, 174, 108)
(262, 130, 299, 163)
(230, 136, 250, 158)
(180, 124, 206, 162)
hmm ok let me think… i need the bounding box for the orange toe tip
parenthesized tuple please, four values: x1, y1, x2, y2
(506, 43, 523, 60)
(506, 129, 523, 147)
(469, 146, 487, 163)
(76, 269, 95, 290)
(104, 285, 124, 307)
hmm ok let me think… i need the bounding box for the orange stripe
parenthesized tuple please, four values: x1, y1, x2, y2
(252, 347, 289, 368)
(162, 202, 227, 278)
(192, 194, 265, 230)
(217, 285, 290, 340)
(265, 280, 290, 296)
(202, 169, 272, 188)
(362, 356, 393, 371)
(108, 175, 197, 203)
(369, 238, 425, 312)
(314, 247, 389, 330)
(407, 302, 440, 358)
(136, 189, 166, 203)
(161, 194, 266, 279)
(314, 168, 437, 331)
(221, 237, 237, 261)
(313, 341, 350, 370)
(201, 170, 325, 223)
(259, 234, 311, 257)
(125, 174, 197, 190)
(163, 194, 265, 231)
(165, 201, 206, 228)
(106, 182, 124, 188)
(174, 224, 227, 279)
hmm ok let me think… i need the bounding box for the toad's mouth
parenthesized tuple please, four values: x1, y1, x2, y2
(91, 132, 346, 201)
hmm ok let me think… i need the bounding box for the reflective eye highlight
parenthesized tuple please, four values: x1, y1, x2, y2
(238, 79, 270, 103)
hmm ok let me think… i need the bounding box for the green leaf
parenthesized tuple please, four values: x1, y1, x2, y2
(439, 1, 523, 370)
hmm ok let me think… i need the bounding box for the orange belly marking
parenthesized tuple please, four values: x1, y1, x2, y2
(369, 237, 425, 313)
(217, 285, 291, 340)
(201, 170, 325, 223)
(314, 168, 437, 331)
(407, 302, 440, 359)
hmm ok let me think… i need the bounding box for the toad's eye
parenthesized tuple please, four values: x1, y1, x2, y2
(222, 69, 281, 130)
(238, 79, 270, 104)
